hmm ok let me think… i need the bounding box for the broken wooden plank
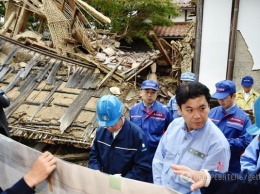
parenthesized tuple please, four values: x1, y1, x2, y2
(36, 59, 55, 82)
(83, 73, 100, 89)
(126, 61, 154, 81)
(0, 40, 6, 50)
(55, 153, 89, 161)
(96, 59, 123, 89)
(0, 12, 16, 35)
(83, 113, 98, 141)
(0, 64, 12, 81)
(74, 0, 111, 24)
(4, 69, 22, 93)
(46, 60, 62, 85)
(65, 67, 84, 88)
(78, 68, 94, 89)
(5, 74, 40, 118)
(73, 27, 96, 55)
(19, 53, 42, 80)
(59, 89, 94, 133)
(29, 80, 62, 122)
(0, 46, 19, 66)
(150, 31, 173, 66)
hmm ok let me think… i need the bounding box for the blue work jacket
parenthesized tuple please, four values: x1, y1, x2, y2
(241, 135, 260, 172)
(153, 118, 230, 194)
(167, 95, 181, 119)
(129, 101, 173, 157)
(209, 104, 252, 173)
(88, 119, 151, 182)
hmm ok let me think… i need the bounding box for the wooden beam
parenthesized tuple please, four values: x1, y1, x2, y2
(0, 12, 16, 35)
(149, 31, 173, 66)
(194, 0, 204, 78)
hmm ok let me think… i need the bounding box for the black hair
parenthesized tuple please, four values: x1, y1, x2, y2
(175, 82, 211, 107)
(229, 93, 236, 98)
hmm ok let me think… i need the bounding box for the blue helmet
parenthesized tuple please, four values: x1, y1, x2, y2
(180, 72, 196, 82)
(96, 94, 124, 127)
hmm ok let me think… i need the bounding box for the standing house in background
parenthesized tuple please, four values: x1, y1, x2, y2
(194, 0, 260, 94)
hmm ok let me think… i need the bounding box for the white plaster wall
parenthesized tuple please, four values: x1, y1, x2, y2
(198, 0, 233, 94)
(237, 0, 260, 70)
(173, 10, 195, 22)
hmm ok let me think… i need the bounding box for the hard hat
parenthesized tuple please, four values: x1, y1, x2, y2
(180, 72, 196, 82)
(96, 94, 124, 127)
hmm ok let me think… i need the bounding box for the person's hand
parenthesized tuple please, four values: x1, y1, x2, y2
(170, 164, 207, 191)
(23, 151, 57, 188)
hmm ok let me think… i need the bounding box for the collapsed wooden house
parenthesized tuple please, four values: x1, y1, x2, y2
(0, 0, 195, 163)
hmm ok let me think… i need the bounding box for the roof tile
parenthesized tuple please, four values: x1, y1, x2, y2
(153, 22, 191, 38)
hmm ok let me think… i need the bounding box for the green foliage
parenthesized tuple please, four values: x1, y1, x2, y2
(85, 0, 180, 48)
(0, 1, 6, 18)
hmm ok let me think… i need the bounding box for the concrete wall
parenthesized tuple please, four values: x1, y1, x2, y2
(233, 31, 260, 93)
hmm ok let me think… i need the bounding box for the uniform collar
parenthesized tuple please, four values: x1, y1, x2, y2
(182, 122, 205, 135)
(222, 103, 237, 115)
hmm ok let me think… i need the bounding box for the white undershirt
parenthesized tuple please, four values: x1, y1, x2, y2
(244, 90, 251, 101)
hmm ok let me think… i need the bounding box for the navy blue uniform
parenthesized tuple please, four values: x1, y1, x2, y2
(0, 178, 34, 194)
(201, 169, 260, 194)
(88, 119, 151, 182)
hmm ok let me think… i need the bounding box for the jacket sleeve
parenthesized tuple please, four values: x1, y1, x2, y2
(240, 135, 260, 172)
(124, 132, 151, 181)
(152, 132, 167, 185)
(88, 133, 101, 170)
(1, 178, 35, 194)
(165, 107, 173, 128)
(201, 146, 231, 173)
(201, 170, 260, 194)
(228, 116, 252, 153)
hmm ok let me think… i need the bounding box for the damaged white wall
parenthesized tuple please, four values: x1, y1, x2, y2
(198, 0, 260, 94)
(237, 0, 260, 70)
(198, 0, 233, 94)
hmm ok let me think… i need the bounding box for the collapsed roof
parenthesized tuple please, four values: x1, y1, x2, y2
(0, 0, 195, 162)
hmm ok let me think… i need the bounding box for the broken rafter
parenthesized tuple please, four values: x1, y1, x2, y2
(74, 0, 111, 24)
(149, 30, 173, 66)
(96, 59, 124, 89)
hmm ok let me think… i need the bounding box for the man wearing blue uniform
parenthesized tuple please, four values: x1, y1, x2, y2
(168, 72, 196, 119)
(88, 94, 151, 182)
(130, 80, 173, 158)
(209, 80, 252, 173)
(129, 80, 173, 182)
(240, 96, 260, 172)
(240, 135, 260, 172)
(153, 82, 230, 194)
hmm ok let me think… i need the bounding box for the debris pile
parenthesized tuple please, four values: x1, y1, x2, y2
(0, 0, 195, 163)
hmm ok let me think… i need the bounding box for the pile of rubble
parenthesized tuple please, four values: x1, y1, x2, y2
(0, 0, 195, 164)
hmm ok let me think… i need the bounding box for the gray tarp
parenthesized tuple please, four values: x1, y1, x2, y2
(0, 135, 180, 194)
